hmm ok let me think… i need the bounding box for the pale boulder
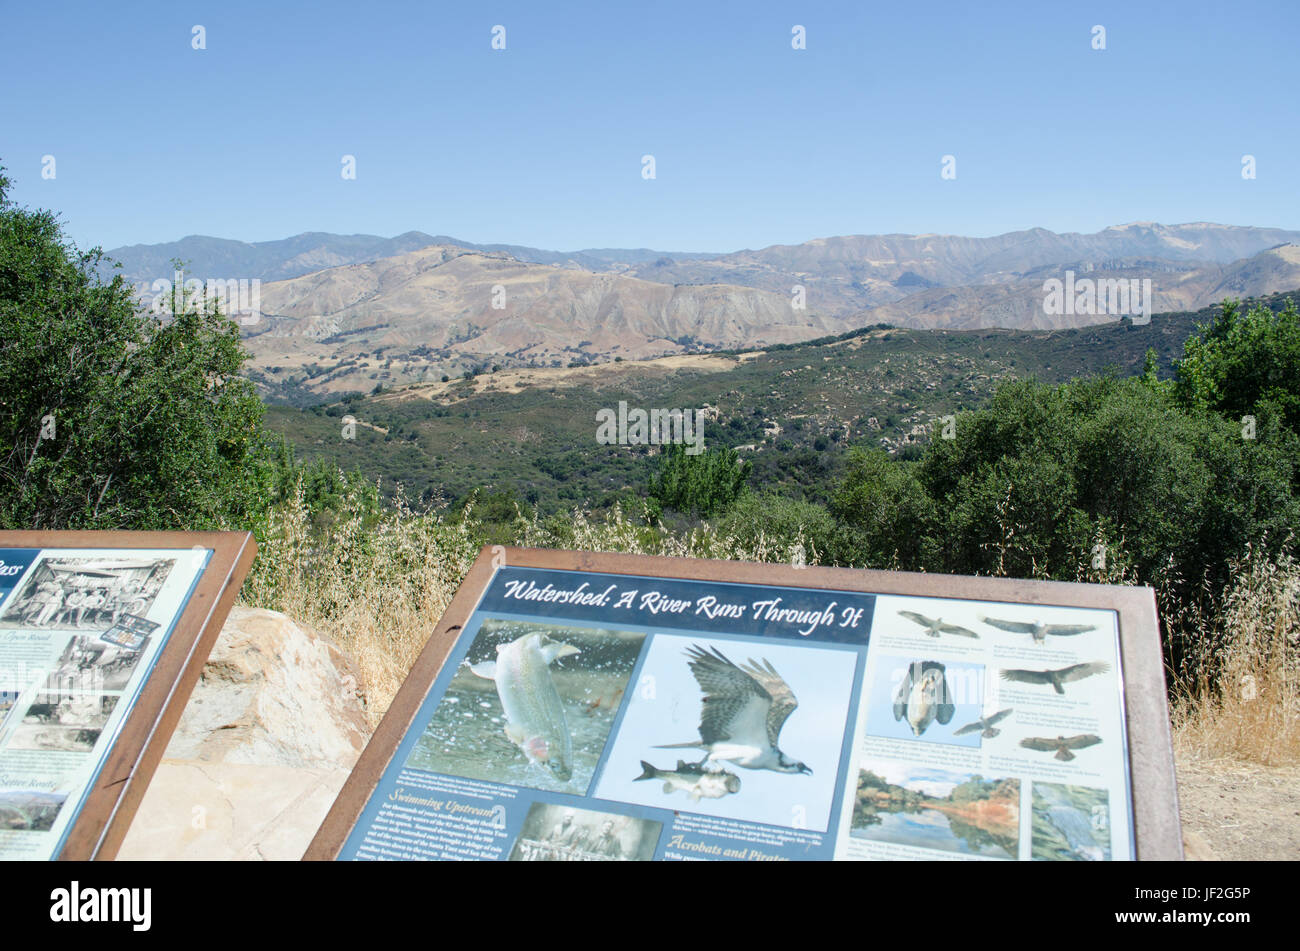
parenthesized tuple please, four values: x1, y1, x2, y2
(118, 607, 373, 860)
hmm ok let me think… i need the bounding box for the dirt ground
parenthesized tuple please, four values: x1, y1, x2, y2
(1176, 756, 1300, 860)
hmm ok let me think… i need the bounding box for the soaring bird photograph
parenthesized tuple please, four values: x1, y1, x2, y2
(954, 708, 1014, 739)
(979, 615, 1100, 644)
(897, 610, 979, 640)
(594, 634, 856, 831)
(1001, 662, 1111, 695)
(1019, 734, 1103, 761)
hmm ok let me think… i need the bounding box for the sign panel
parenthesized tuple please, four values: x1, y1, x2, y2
(0, 531, 255, 860)
(309, 548, 1180, 861)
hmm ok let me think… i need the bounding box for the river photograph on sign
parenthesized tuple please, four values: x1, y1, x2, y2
(850, 761, 1020, 859)
(405, 619, 646, 794)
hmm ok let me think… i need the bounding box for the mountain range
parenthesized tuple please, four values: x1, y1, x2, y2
(103, 223, 1300, 400)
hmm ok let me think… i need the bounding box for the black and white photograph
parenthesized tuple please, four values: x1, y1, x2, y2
(7, 693, 119, 753)
(44, 633, 151, 693)
(0, 556, 174, 631)
(508, 802, 661, 862)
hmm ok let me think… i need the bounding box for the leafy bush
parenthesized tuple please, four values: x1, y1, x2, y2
(648, 444, 751, 517)
(0, 165, 277, 532)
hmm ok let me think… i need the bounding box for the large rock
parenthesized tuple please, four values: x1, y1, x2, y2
(118, 607, 373, 860)
(162, 606, 370, 768)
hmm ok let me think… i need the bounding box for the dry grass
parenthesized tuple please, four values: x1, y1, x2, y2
(1172, 547, 1300, 766)
(241, 479, 481, 726)
(241, 480, 1298, 766)
(240, 495, 816, 724)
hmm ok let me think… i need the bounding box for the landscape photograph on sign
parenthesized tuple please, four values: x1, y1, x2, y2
(405, 619, 646, 794)
(849, 761, 1020, 859)
(594, 632, 858, 832)
(0, 789, 68, 832)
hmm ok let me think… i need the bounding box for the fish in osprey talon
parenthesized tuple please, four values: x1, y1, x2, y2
(892, 660, 955, 737)
(657, 645, 811, 775)
(1020, 734, 1102, 761)
(979, 615, 1097, 644)
(953, 707, 1014, 738)
(897, 610, 979, 639)
(634, 759, 742, 802)
(1000, 662, 1110, 694)
(467, 631, 579, 781)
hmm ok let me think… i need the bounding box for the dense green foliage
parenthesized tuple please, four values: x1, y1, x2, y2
(1175, 298, 1300, 438)
(0, 166, 279, 531)
(649, 444, 751, 517)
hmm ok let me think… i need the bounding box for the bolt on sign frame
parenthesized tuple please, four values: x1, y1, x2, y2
(0, 530, 255, 860)
(307, 546, 1181, 861)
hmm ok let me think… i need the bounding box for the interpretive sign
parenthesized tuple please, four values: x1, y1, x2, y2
(308, 547, 1180, 861)
(0, 530, 255, 860)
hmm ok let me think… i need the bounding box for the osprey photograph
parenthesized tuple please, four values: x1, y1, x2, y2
(864, 656, 985, 747)
(595, 633, 856, 831)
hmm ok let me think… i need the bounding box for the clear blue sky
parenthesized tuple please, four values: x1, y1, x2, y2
(2, 1, 1296, 252)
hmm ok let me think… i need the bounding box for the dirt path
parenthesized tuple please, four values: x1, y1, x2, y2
(1176, 757, 1300, 860)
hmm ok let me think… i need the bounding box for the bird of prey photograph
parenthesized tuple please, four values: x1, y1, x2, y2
(1000, 662, 1111, 694)
(1019, 734, 1103, 761)
(953, 708, 1014, 738)
(978, 615, 1098, 644)
(892, 661, 955, 736)
(656, 645, 812, 775)
(897, 610, 979, 639)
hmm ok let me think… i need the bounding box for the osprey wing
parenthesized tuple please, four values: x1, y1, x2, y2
(685, 645, 769, 746)
(1044, 624, 1097, 637)
(1058, 661, 1110, 683)
(1001, 667, 1051, 685)
(741, 657, 799, 747)
(980, 616, 1037, 634)
(953, 719, 983, 736)
(938, 622, 979, 638)
(898, 610, 937, 629)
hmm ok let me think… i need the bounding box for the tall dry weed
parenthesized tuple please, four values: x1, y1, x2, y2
(1173, 546, 1300, 765)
